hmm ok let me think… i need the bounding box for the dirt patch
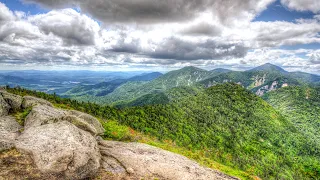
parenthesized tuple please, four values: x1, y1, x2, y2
(0, 149, 64, 180)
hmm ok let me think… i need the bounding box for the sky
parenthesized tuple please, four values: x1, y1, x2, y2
(0, 0, 319, 74)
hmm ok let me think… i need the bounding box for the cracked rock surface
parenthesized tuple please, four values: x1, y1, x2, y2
(0, 94, 10, 116)
(0, 116, 22, 151)
(22, 96, 53, 109)
(0, 91, 23, 112)
(24, 104, 104, 136)
(15, 121, 101, 179)
(98, 140, 239, 180)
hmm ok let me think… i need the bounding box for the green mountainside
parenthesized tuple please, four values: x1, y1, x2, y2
(117, 83, 320, 179)
(199, 63, 316, 96)
(7, 84, 320, 179)
(64, 64, 320, 106)
(263, 86, 320, 145)
(116, 86, 203, 108)
(65, 66, 221, 104)
(63, 72, 162, 97)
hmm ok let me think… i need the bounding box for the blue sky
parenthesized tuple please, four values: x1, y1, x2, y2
(0, 0, 47, 14)
(254, 0, 315, 22)
(0, 0, 319, 74)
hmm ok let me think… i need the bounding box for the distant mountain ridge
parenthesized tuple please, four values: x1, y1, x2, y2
(64, 63, 320, 105)
(64, 72, 162, 97)
(201, 63, 320, 96)
(247, 63, 287, 73)
(65, 65, 225, 104)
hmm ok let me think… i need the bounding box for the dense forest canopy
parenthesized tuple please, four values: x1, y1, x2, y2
(6, 83, 320, 179)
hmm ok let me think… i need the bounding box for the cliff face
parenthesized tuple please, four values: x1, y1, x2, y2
(0, 90, 237, 180)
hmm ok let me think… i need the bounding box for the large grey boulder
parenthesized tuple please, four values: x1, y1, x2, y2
(0, 92, 22, 111)
(0, 116, 22, 151)
(0, 95, 10, 116)
(22, 96, 53, 109)
(98, 140, 238, 180)
(15, 121, 101, 179)
(24, 105, 104, 135)
(67, 110, 105, 135)
(24, 105, 67, 129)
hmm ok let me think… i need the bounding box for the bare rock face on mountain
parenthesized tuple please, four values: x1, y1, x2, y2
(0, 116, 22, 151)
(22, 96, 53, 109)
(253, 74, 266, 87)
(15, 121, 101, 179)
(0, 95, 10, 116)
(98, 140, 238, 180)
(25, 105, 104, 135)
(0, 92, 22, 112)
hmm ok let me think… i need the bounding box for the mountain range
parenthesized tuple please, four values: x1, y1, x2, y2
(0, 70, 153, 94)
(63, 63, 320, 106)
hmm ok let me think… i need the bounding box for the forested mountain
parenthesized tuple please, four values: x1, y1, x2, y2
(63, 72, 162, 97)
(247, 63, 287, 73)
(65, 66, 218, 104)
(127, 72, 163, 81)
(6, 84, 320, 179)
(201, 63, 319, 96)
(116, 86, 203, 108)
(65, 64, 320, 106)
(263, 86, 320, 146)
(289, 71, 320, 83)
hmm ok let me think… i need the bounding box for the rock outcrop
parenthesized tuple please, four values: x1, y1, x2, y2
(15, 121, 101, 179)
(0, 91, 103, 179)
(0, 95, 10, 116)
(24, 104, 68, 129)
(255, 81, 288, 96)
(24, 105, 104, 135)
(0, 116, 22, 151)
(98, 140, 238, 180)
(253, 74, 266, 87)
(68, 110, 105, 135)
(22, 96, 53, 109)
(0, 91, 23, 112)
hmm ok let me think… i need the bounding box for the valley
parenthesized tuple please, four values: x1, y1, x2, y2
(62, 63, 320, 106)
(1, 63, 320, 179)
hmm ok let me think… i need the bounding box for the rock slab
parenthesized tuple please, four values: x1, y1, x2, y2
(24, 105, 104, 135)
(99, 140, 239, 180)
(22, 96, 53, 109)
(0, 116, 22, 151)
(0, 95, 10, 116)
(15, 121, 101, 179)
(0, 91, 22, 111)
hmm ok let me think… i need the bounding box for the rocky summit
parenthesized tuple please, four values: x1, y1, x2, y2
(0, 90, 236, 180)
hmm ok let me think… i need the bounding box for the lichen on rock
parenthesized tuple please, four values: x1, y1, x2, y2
(15, 121, 101, 179)
(0, 116, 22, 151)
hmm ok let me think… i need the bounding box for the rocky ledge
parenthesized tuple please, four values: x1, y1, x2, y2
(0, 90, 238, 180)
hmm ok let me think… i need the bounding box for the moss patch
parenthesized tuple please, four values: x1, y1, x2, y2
(0, 149, 63, 179)
(12, 107, 32, 126)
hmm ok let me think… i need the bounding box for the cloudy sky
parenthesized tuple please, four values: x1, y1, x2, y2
(0, 0, 319, 73)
